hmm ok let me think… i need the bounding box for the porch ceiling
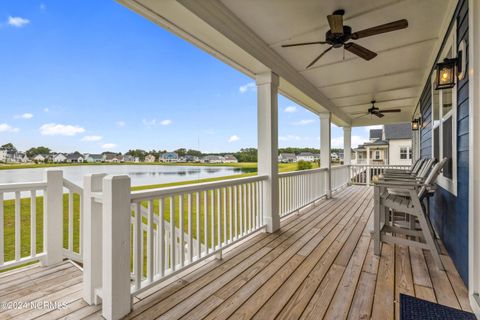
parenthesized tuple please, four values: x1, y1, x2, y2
(117, 0, 456, 127)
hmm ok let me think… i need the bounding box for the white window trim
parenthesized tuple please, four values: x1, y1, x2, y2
(431, 23, 458, 196)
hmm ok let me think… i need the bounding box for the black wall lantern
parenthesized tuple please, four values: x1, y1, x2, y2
(435, 58, 457, 90)
(411, 118, 420, 131)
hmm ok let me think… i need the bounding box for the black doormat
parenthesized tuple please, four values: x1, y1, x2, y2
(400, 294, 476, 320)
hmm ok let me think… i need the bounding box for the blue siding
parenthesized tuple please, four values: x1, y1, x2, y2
(419, 0, 469, 285)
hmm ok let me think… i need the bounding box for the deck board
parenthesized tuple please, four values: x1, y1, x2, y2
(0, 185, 471, 320)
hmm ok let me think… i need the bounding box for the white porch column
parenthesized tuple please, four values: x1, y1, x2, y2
(320, 113, 331, 197)
(102, 175, 132, 320)
(469, 0, 480, 314)
(42, 170, 64, 266)
(256, 71, 280, 233)
(343, 127, 352, 165)
(83, 173, 106, 305)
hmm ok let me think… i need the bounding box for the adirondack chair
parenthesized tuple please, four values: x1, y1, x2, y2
(373, 158, 448, 270)
(381, 158, 435, 181)
(384, 158, 425, 175)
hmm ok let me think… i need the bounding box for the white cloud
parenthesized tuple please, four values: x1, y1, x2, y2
(142, 118, 156, 126)
(43, 108, 49, 113)
(239, 82, 255, 93)
(292, 119, 315, 126)
(40, 3, 47, 10)
(102, 143, 117, 149)
(0, 123, 19, 133)
(284, 106, 297, 113)
(143, 118, 172, 127)
(279, 135, 302, 142)
(116, 120, 126, 127)
(81, 135, 102, 142)
(7, 16, 30, 28)
(228, 135, 240, 143)
(39, 123, 85, 136)
(160, 119, 172, 126)
(14, 112, 33, 120)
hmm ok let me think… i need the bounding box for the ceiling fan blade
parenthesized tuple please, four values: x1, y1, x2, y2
(306, 46, 333, 69)
(351, 19, 408, 40)
(379, 109, 402, 113)
(375, 113, 385, 118)
(327, 14, 344, 34)
(281, 41, 328, 48)
(344, 43, 377, 60)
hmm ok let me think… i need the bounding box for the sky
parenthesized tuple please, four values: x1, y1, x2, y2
(0, 1, 375, 154)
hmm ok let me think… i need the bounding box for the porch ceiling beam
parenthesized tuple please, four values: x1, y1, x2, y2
(177, 0, 352, 126)
(329, 85, 422, 100)
(338, 96, 417, 108)
(317, 68, 423, 89)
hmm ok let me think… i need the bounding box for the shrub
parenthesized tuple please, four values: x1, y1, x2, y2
(297, 160, 312, 171)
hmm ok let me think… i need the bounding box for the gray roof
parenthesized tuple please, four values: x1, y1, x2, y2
(298, 152, 314, 156)
(369, 129, 383, 140)
(384, 123, 412, 140)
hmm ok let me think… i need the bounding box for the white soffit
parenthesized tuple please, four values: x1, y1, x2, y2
(118, 0, 456, 126)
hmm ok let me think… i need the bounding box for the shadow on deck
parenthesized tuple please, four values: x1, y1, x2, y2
(0, 185, 470, 319)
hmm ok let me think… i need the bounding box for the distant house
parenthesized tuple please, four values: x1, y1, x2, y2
(104, 154, 124, 163)
(331, 153, 339, 161)
(296, 152, 315, 162)
(33, 154, 48, 163)
(66, 152, 84, 163)
(123, 155, 135, 163)
(184, 155, 200, 162)
(0, 150, 7, 162)
(85, 154, 103, 163)
(353, 123, 412, 165)
(278, 153, 296, 163)
(223, 155, 238, 163)
(53, 153, 67, 163)
(159, 152, 179, 163)
(202, 155, 224, 164)
(144, 154, 156, 163)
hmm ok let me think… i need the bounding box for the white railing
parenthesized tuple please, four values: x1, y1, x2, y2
(349, 164, 411, 185)
(0, 170, 83, 271)
(129, 175, 266, 294)
(331, 165, 350, 191)
(278, 168, 328, 217)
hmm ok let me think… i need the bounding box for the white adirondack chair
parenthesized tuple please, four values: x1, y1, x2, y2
(373, 158, 448, 270)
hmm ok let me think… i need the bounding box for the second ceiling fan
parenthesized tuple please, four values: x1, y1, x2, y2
(282, 9, 408, 68)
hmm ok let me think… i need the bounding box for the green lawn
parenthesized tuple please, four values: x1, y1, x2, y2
(0, 161, 318, 273)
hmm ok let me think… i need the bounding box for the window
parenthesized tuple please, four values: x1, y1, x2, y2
(430, 25, 457, 195)
(375, 150, 381, 160)
(400, 147, 412, 160)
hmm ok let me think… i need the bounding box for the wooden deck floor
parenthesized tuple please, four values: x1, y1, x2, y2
(0, 185, 471, 320)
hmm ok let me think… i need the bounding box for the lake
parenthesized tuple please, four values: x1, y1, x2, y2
(0, 165, 250, 188)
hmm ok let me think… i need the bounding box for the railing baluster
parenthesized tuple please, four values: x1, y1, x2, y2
(68, 191, 74, 251)
(159, 198, 165, 277)
(188, 193, 193, 264)
(170, 196, 176, 272)
(211, 190, 215, 251)
(196, 192, 201, 259)
(234, 185, 238, 240)
(179, 194, 184, 267)
(223, 188, 227, 246)
(147, 200, 154, 283)
(204, 191, 209, 255)
(242, 184, 247, 235)
(216, 189, 221, 249)
(30, 190, 36, 257)
(228, 187, 232, 243)
(15, 191, 21, 261)
(239, 185, 243, 237)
